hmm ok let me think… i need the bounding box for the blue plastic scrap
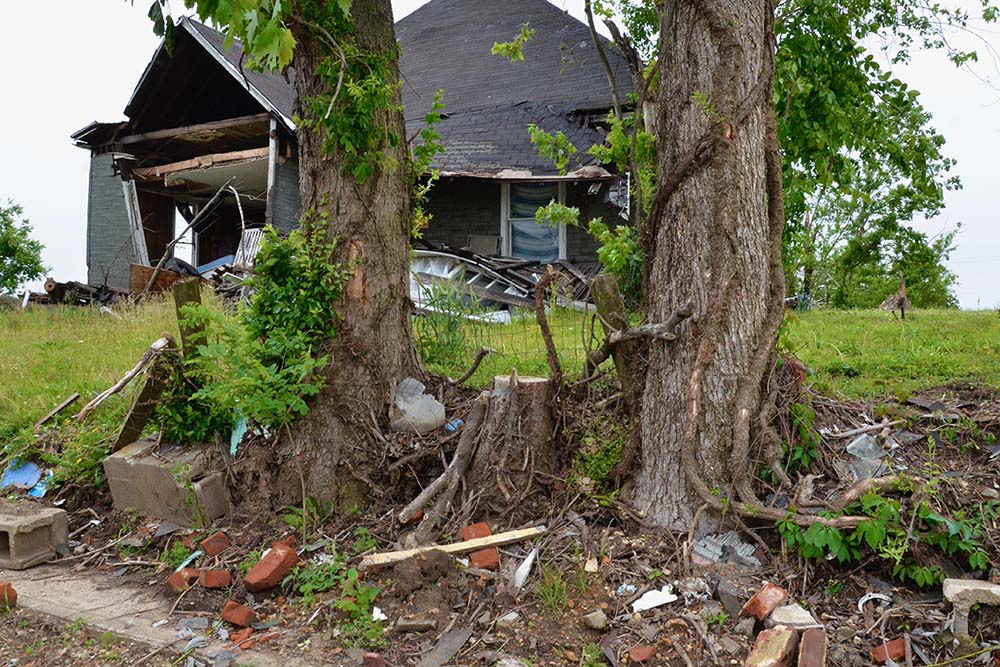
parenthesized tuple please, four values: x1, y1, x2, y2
(1, 460, 42, 490)
(230, 412, 248, 456)
(444, 419, 464, 433)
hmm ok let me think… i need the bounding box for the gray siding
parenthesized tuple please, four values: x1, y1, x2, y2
(270, 157, 301, 233)
(86, 154, 136, 291)
(423, 179, 501, 249)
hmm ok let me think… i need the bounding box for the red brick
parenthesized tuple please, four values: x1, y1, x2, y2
(798, 627, 827, 667)
(276, 534, 297, 548)
(461, 522, 492, 540)
(628, 645, 656, 663)
(469, 547, 500, 570)
(0, 582, 17, 610)
(870, 638, 905, 664)
(166, 568, 200, 594)
(244, 542, 299, 592)
(182, 533, 202, 550)
(742, 582, 789, 620)
(229, 627, 253, 644)
(747, 626, 799, 667)
(199, 569, 232, 589)
(363, 653, 387, 667)
(200, 531, 231, 557)
(221, 601, 257, 627)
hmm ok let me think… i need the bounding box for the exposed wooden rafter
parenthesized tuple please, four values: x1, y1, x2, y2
(117, 113, 271, 146)
(132, 147, 270, 180)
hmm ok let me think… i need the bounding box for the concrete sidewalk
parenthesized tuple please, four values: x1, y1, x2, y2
(1, 562, 314, 667)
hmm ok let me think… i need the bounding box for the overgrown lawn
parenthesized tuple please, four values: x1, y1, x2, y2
(785, 308, 1000, 398)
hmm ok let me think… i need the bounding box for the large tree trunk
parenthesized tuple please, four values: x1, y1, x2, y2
(631, 0, 786, 530)
(272, 0, 417, 507)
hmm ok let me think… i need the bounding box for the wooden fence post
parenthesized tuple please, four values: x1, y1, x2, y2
(589, 273, 639, 407)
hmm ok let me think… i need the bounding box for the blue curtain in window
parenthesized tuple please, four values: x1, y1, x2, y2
(510, 183, 559, 262)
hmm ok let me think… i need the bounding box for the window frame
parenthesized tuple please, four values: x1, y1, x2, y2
(499, 181, 567, 260)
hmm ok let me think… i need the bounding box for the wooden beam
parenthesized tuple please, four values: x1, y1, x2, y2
(118, 113, 271, 146)
(34, 393, 80, 431)
(133, 147, 270, 180)
(359, 526, 547, 569)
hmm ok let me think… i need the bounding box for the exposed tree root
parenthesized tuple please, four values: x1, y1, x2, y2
(445, 347, 495, 386)
(398, 394, 488, 535)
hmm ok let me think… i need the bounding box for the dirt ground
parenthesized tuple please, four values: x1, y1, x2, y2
(0, 607, 174, 667)
(7, 382, 1000, 666)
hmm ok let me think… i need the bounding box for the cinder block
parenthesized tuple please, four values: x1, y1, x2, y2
(0, 500, 69, 570)
(103, 440, 230, 527)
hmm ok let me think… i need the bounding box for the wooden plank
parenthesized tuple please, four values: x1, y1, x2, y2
(415, 272, 534, 309)
(129, 264, 192, 295)
(118, 113, 271, 146)
(359, 526, 547, 569)
(34, 393, 81, 431)
(172, 279, 204, 357)
(132, 147, 270, 180)
(122, 180, 150, 265)
(112, 353, 174, 453)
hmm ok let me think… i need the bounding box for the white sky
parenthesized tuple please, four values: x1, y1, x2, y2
(0, 1, 996, 308)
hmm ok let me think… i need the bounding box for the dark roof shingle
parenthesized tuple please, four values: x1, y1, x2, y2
(396, 0, 634, 120)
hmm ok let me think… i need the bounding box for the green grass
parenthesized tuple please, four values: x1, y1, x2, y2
(2, 302, 997, 484)
(416, 306, 596, 387)
(0, 299, 178, 484)
(785, 309, 1000, 398)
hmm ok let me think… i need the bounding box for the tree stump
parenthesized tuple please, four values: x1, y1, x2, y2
(467, 375, 557, 513)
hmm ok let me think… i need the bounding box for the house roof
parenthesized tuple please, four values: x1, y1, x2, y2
(431, 102, 608, 177)
(396, 0, 634, 121)
(182, 19, 297, 129)
(76, 1, 635, 176)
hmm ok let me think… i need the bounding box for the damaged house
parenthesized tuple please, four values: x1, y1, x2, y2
(72, 0, 634, 292)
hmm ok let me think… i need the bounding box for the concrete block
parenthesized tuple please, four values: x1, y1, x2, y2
(766, 603, 822, 630)
(103, 440, 230, 527)
(0, 500, 69, 570)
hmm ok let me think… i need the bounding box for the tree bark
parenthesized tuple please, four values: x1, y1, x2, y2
(273, 0, 417, 507)
(632, 0, 785, 530)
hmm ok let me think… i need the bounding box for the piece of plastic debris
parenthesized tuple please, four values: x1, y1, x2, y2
(617, 583, 637, 596)
(847, 434, 885, 460)
(584, 557, 599, 573)
(155, 522, 182, 538)
(26, 470, 53, 498)
(692, 531, 762, 567)
(216, 627, 229, 642)
(179, 618, 210, 631)
(373, 607, 389, 622)
(152, 619, 169, 628)
(209, 650, 235, 667)
(391, 378, 447, 434)
(230, 412, 248, 456)
(511, 547, 537, 592)
(444, 419, 464, 433)
(1, 460, 42, 490)
(182, 636, 209, 652)
(632, 585, 679, 613)
(857, 592, 892, 613)
(175, 550, 204, 572)
(252, 619, 281, 631)
(834, 459, 888, 482)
